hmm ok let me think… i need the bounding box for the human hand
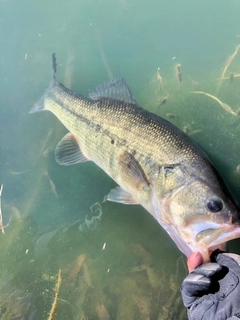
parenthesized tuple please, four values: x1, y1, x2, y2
(181, 250, 240, 320)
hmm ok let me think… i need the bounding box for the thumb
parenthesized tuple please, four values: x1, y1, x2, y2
(187, 252, 203, 272)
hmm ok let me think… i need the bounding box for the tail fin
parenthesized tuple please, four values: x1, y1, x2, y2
(29, 94, 46, 114)
(29, 53, 58, 114)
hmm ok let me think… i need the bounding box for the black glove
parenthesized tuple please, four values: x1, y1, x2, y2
(181, 250, 240, 320)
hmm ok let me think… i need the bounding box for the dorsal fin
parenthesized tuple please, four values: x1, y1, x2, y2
(88, 78, 138, 105)
(52, 53, 57, 79)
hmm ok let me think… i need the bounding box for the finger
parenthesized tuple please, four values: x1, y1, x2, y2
(194, 262, 222, 277)
(187, 252, 203, 272)
(181, 273, 211, 307)
(215, 252, 240, 268)
(210, 249, 226, 262)
(182, 273, 211, 294)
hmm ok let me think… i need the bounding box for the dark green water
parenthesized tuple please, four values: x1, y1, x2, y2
(1, 0, 240, 319)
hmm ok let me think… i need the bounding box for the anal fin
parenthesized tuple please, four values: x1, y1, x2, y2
(55, 133, 89, 165)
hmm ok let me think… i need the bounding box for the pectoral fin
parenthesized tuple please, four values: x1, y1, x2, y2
(107, 151, 149, 205)
(119, 151, 150, 190)
(107, 186, 138, 204)
(55, 133, 89, 165)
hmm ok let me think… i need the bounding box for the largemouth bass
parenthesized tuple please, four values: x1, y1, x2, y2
(30, 54, 240, 262)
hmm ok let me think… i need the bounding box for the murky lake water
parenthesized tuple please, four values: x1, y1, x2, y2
(1, 0, 240, 319)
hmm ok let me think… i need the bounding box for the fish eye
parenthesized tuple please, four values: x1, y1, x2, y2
(207, 198, 223, 213)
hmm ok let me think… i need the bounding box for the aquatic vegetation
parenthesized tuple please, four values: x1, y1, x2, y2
(1, 21, 240, 319)
(0, 202, 188, 319)
(43, 171, 59, 199)
(217, 44, 240, 93)
(156, 68, 165, 91)
(190, 91, 237, 116)
(0, 273, 36, 320)
(0, 184, 4, 234)
(64, 52, 75, 89)
(48, 269, 62, 320)
(175, 63, 182, 83)
(2, 68, 240, 319)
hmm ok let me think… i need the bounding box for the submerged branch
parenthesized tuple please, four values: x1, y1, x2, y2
(48, 269, 62, 320)
(216, 44, 240, 93)
(191, 91, 237, 116)
(0, 184, 4, 234)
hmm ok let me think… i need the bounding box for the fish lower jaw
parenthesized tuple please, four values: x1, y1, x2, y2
(192, 243, 227, 263)
(206, 243, 227, 259)
(196, 225, 240, 263)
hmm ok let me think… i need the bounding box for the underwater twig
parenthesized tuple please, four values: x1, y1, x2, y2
(69, 254, 86, 280)
(229, 72, 234, 83)
(166, 113, 175, 119)
(10, 129, 53, 176)
(183, 126, 190, 135)
(0, 184, 4, 234)
(48, 269, 62, 320)
(235, 107, 240, 116)
(189, 129, 202, 136)
(34, 129, 54, 166)
(216, 44, 240, 93)
(216, 73, 240, 81)
(43, 172, 59, 198)
(155, 68, 169, 108)
(94, 27, 113, 80)
(191, 91, 237, 116)
(157, 68, 164, 90)
(176, 64, 182, 83)
(157, 96, 168, 109)
(64, 52, 74, 89)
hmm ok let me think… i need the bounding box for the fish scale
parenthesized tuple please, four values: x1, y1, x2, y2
(30, 54, 240, 262)
(47, 82, 196, 170)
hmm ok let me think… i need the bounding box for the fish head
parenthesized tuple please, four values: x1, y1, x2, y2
(151, 161, 240, 262)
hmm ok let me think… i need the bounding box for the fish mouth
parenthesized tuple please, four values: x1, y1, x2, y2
(196, 225, 240, 262)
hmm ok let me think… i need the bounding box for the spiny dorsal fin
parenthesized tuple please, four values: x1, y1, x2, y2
(88, 78, 138, 105)
(52, 53, 57, 78)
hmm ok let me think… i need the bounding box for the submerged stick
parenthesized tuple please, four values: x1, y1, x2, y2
(36, 129, 54, 164)
(191, 91, 236, 116)
(64, 52, 74, 89)
(235, 107, 240, 116)
(48, 269, 62, 320)
(157, 96, 168, 109)
(0, 185, 4, 234)
(94, 28, 113, 80)
(229, 72, 234, 83)
(10, 129, 53, 176)
(157, 68, 164, 90)
(43, 172, 59, 198)
(217, 44, 240, 93)
(189, 129, 202, 136)
(216, 73, 240, 81)
(176, 64, 182, 83)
